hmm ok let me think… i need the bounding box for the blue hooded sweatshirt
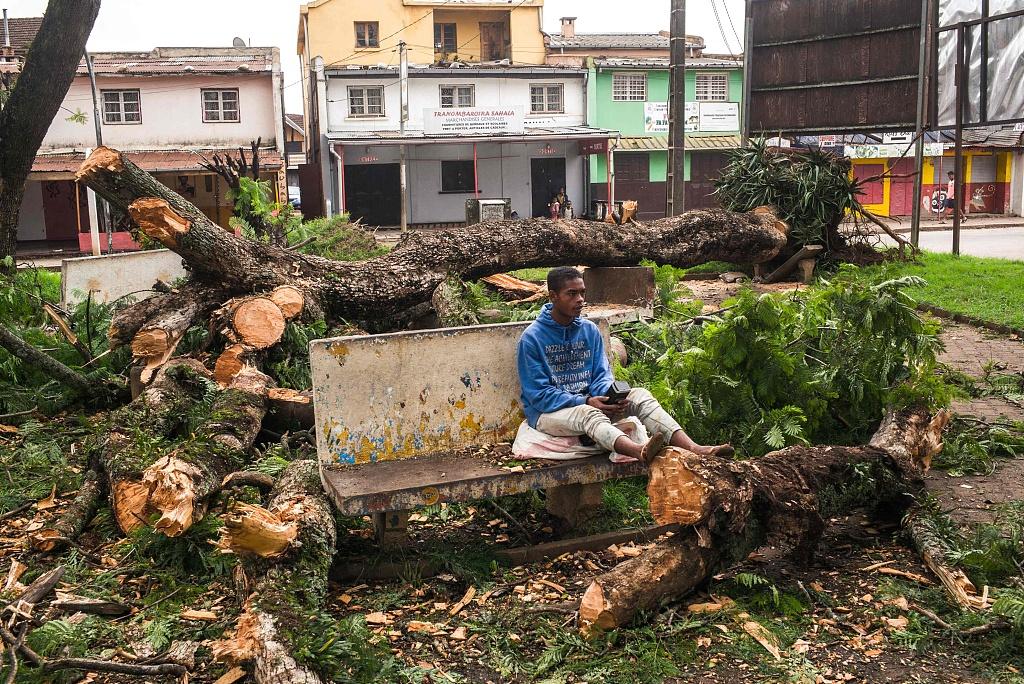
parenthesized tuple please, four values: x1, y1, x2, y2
(517, 303, 615, 428)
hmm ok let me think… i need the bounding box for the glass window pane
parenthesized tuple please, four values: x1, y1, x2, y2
(122, 91, 139, 103)
(125, 112, 141, 122)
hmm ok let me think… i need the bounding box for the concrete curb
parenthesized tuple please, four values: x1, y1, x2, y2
(917, 304, 1024, 340)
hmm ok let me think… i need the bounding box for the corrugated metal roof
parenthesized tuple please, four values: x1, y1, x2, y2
(548, 33, 704, 51)
(76, 48, 275, 76)
(962, 127, 1024, 149)
(327, 63, 585, 76)
(286, 113, 305, 130)
(618, 135, 741, 150)
(596, 57, 742, 70)
(33, 148, 283, 174)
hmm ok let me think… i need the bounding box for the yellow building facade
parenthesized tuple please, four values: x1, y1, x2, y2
(298, 0, 547, 68)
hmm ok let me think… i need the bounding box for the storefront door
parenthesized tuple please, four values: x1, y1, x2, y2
(531, 158, 566, 218)
(345, 164, 401, 226)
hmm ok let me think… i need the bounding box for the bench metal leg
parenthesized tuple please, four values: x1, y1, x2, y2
(545, 482, 604, 531)
(373, 510, 411, 547)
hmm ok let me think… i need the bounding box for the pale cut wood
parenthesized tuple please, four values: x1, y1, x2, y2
(215, 502, 299, 559)
(232, 298, 286, 350)
(128, 197, 192, 249)
(269, 286, 305, 320)
(215, 344, 252, 387)
(142, 455, 205, 537)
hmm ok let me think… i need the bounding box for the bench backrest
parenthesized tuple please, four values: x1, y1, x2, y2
(311, 318, 610, 466)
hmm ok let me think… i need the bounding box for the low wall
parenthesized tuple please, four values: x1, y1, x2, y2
(311, 318, 611, 467)
(61, 249, 186, 306)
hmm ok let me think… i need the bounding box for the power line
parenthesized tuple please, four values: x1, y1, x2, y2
(710, 0, 738, 56)
(719, 0, 744, 53)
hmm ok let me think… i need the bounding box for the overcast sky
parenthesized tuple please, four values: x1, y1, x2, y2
(8, 0, 746, 111)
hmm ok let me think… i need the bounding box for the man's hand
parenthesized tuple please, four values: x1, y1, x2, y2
(587, 396, 622, 416)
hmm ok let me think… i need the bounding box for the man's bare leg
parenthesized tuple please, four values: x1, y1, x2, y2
(669, 428, 734, 457)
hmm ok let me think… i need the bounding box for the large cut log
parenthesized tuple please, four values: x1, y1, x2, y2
(213, 460, 335, 684)
(77, 147, 789, 325)
(29, 470, 104, 552)
(579, 408, 951, 631)
(103, 360, 270, 536)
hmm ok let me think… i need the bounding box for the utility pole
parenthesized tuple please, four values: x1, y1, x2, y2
(666, 0, 686, 216)
(399, 41, 409, 233)
(85, 52, 110, 255)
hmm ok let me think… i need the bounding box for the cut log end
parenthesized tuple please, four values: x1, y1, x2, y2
(131, 328, 170, 358)
(647, 448, 711, 526)
(75, 146, 124, 181)
(269, 286, 305, 320)
(578, 583, 615, 633)
(144, 455, 203, 537)
(215, 344, 251, 387)
(232, 298, 287, 350)
(128, 198, 192, 248)
(215, 502, 299, 559)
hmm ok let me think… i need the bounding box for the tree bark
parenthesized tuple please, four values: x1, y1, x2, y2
(579, 408, 952, 632)
(77, 147, 789, 326)
(0, 0, 102, 264)
(213, 460, 335, 684)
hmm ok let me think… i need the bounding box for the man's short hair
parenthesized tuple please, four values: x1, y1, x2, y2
(547, 266, 584, 293)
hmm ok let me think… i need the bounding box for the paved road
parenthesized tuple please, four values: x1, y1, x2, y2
(882, 225, 1024, 260)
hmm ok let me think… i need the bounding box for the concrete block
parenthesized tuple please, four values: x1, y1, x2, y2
(61, 249, 186, 307)
(583, 266, 655, 310)
(311, 320, 610, 467)
(372, 510, 411, 547)
(546, 482, 605, 529)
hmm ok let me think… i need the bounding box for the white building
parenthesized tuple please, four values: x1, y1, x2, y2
(22, 46, 285, 255)
(310, 62, 613, 226)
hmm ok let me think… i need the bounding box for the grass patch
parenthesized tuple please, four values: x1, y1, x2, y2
(863, 251, 1024, 329)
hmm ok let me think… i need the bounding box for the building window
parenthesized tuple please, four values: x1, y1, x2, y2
(530, 84, 564, 114)
(695, 73, 729, 101)
(348, 85, 385, 117)
(434, 23, 457, 53)
(202, 89, 240, 122)
(441, 160, 476, 193)
(102, 89, 141, 124)
(612, 73, 647, 101)
(355, 21, 379, 48)
(440, 85, 475, 108)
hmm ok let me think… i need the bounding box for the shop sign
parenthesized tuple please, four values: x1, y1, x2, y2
(645, 102, 699, 133)
(424, 107, 525, 135)
(698, 102, 740, 132)
(578, 138, 608, 155)
(882, 132, 914, 144)
(845, 143, 944, 159)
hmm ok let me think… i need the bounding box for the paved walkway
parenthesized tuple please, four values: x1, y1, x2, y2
(938, 321, 1024, 424)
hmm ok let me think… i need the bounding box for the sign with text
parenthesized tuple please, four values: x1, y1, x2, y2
(845, 143, 945, 159)
(883, 132, 914, 145)
(424, 107, 524, 135)
(645, 102, 708, 133)
(578, 138, 609, 155)
(698, 102, 740, 132)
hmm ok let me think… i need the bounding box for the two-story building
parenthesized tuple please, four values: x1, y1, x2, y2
(313, 62, 612, 225)
(22, 46, 285, 254)
(588, 56, 744, 220)
(298, 0, 614, 225)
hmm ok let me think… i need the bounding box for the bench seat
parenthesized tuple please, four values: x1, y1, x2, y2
(321, 452, 647, 516)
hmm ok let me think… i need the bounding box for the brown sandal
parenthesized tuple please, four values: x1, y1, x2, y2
(706, 444, 735, 458)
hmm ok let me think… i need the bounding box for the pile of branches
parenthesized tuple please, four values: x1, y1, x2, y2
(715, 139, 915, 264)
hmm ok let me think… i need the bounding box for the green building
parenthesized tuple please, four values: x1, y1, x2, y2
(587, 56, 743, 220)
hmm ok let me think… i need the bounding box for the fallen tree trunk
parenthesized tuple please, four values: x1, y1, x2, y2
(77, 147, 789, 330)
(102, 360, 270, 536)
(29, 470, 104, 552)
(579, 408, 951, 631)
(214, 460, 335, 684)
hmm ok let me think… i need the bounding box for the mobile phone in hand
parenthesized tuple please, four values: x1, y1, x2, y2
(605, 380, 631, 404)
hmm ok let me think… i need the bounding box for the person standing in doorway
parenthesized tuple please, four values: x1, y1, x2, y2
(940, 170, 968, 223)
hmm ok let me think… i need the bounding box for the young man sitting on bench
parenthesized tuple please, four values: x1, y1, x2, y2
(516, 267, 734, 463)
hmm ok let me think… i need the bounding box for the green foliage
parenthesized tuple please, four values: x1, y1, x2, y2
(993, 590, 1024, 633)
(26, 615, 116, 658)
(619, 267, 945, 456)
(290, 215, 388, 261)
(0, 418, 90, 514)
(266, 320, 329, 389)
(730, 573, 805, 616)
(860, 251, 1024, 329)
(716, 139, 866, 249)
(934, 418, 1024, 476)
(126, 515, 235, 577)
(290, 613, 427, 683)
